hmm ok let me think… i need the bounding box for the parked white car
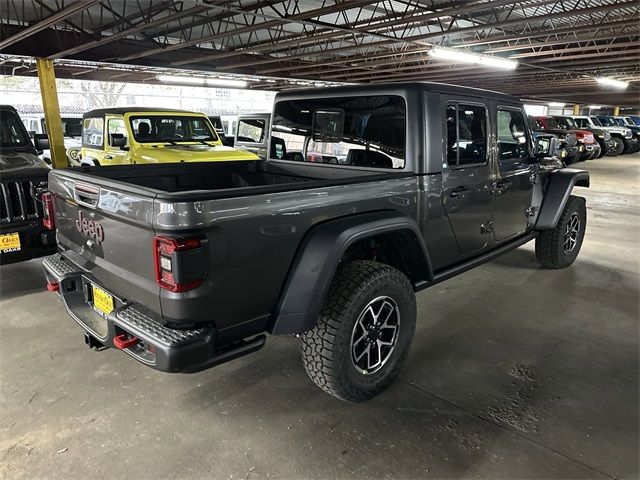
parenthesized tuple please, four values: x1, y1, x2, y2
(20, 114, 83, 166)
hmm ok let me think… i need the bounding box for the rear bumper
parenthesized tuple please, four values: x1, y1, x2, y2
(0, 223, 56, 265)
(42, 253, 264, 373)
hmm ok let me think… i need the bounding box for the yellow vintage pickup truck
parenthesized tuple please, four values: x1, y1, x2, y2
(79, 107, 258, 166)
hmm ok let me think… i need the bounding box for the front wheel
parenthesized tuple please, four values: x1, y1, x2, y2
(301, 261, 416, 402)
(608, 137, 624, 156)
(535, 195, 586, 269)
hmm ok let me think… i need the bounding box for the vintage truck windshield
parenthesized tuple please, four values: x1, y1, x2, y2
(271, 95, 406, 169)
(129, 115, 219, 143)
(0, 110, 31, 150)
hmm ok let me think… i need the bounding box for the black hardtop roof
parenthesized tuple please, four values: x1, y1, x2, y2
(1, 105, 19, 112)
(276, 81, 521, 103)
(83, 107, 204, 118)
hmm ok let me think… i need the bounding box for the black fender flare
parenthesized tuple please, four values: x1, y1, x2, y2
(269, 211, 432, 335)
(536, 168, 589, 230)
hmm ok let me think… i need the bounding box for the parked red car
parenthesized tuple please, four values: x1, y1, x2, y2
(533, 116, 601, 161)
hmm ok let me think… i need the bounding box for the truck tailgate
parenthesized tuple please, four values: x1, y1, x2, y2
(48, 170, 160, 315)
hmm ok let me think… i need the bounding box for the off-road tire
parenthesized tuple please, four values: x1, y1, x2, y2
(536, 195, 586, 269)
(301, 260, 416, 402)
(608, 137, 624, 156)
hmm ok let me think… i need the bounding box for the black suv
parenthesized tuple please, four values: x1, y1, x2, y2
(0, 105, 56, 265)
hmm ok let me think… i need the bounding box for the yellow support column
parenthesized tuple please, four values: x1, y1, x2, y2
(572, 104, 580, 115)
(613, 106, 620, 116)
(36, 58, 67, 169)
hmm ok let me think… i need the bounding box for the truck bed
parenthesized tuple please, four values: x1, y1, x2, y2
(70, 160, 406, 200)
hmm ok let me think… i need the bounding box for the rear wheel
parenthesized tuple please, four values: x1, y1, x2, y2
(536, 195, 586, 269)
(301, 261, 416, 402)
(608, 137, 624, 156)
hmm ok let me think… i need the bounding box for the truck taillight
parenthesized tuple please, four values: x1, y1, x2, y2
(41, 192, 55, 230)
(153, 236, 205, 292)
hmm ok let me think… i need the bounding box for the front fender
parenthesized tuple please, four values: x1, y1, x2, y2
(536, 168, 589, 230)
(269, 211, 432, 335)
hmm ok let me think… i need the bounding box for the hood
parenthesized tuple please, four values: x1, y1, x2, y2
(136, 143, 260, 163)
(572, 129, 595, 144)
(64, 136, 83, 148)
(0, 150, 50, 172)
(600, 126, 631, 137)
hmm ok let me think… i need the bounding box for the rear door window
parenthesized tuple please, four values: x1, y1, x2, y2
(446, 103, 487, 167)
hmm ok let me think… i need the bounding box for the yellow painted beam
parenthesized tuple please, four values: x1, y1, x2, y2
(36, 58, 67, 169)
(572, 104, 581, 115)
(613, 106, 620, 116)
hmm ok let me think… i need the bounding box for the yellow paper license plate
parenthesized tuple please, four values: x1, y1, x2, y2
(0, 233, 21, 252)
(92, 285, 114, 316)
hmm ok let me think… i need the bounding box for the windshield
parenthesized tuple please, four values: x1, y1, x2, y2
(555, 117, 577, 129)
(543, 117, 561, 129)
(595, 116, 616, 127)
(129, 115, 219, 143)
(272, 95, 406, 169)
(0, 110, 32, 150)
(613, 118, 626, 126)
(589, 117, 603, 127)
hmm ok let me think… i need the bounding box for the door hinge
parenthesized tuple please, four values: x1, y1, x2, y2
(526, 206, 537, 217)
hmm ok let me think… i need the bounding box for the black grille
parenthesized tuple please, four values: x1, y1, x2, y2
(0, 180, 42, 224)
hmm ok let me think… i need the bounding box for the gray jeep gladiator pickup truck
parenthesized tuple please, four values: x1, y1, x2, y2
(43, 83, 589, 402)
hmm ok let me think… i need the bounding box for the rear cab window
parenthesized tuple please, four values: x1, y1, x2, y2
(271, 95, 406, 169)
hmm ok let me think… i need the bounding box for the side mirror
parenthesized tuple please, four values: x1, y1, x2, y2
(33, 133, 50, 153)
(534, 135, 559, 159)
(109, 133, 127, 148)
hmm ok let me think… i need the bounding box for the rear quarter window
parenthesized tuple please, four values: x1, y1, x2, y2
(83, 117, 104, 148)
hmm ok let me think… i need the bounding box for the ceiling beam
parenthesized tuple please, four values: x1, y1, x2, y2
(0, 0, 102, 51)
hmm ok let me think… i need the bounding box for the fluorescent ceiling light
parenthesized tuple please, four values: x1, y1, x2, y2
(156, 75, 247, 88)
(206, 78, 247, 88)
(588, 105, 602, 109)
(548, 102, 566, 107)
(596, 77, 629, 89)
(157, 74, 205, 85)
(429, 46, 518, 70)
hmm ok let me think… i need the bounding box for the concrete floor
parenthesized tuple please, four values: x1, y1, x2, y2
(1, 155, 638, 479)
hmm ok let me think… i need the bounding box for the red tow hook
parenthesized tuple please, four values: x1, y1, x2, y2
(113, 334, 138, 350)
(46, 282, 60, 292)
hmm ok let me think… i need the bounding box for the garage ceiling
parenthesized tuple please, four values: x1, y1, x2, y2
(0, 0, 638, 106)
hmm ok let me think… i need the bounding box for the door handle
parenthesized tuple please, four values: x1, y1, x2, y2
(450, 187, 471, 198)
(103, 155, 113, 160)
